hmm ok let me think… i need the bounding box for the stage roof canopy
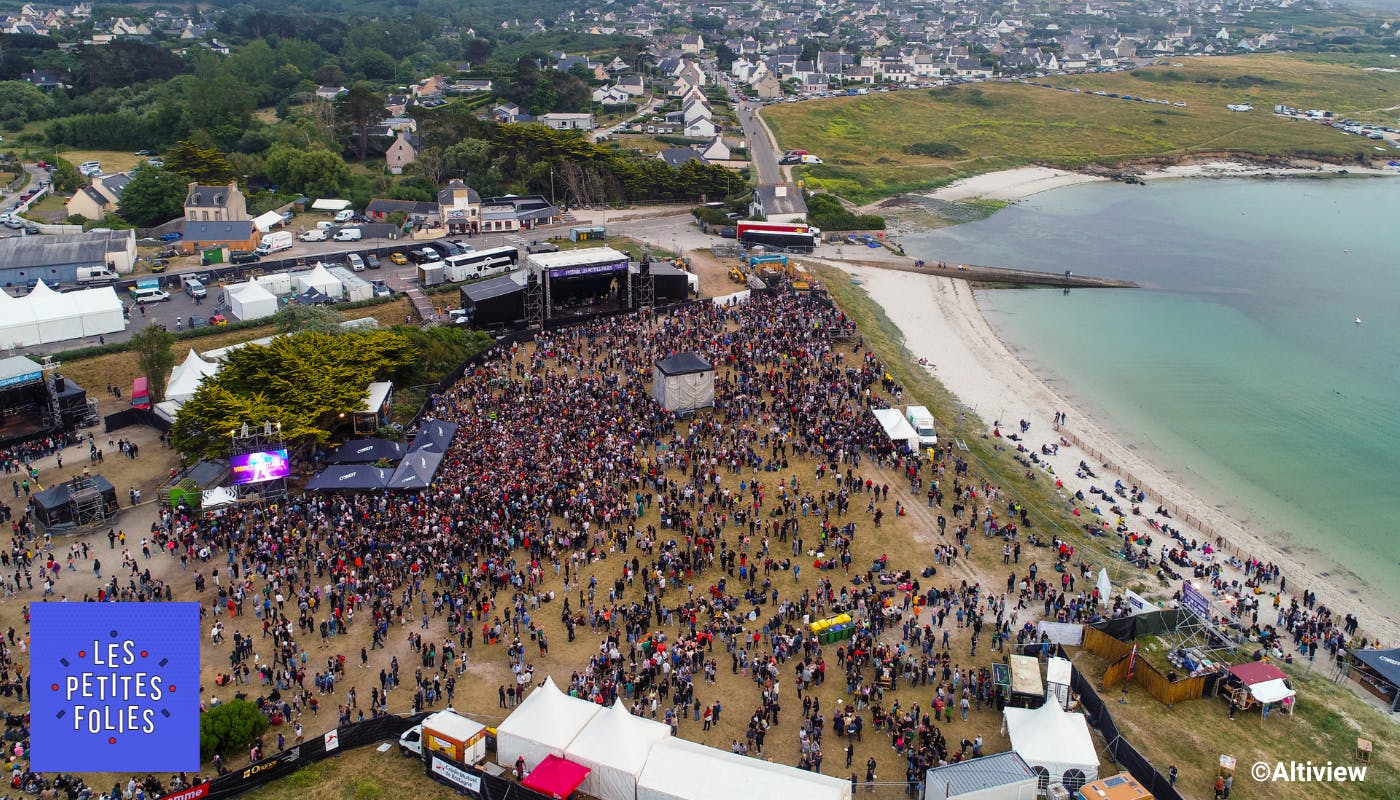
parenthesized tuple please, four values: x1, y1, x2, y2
(0, 356, 44, 388)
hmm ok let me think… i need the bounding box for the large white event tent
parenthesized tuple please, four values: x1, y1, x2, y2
(1002, 700, 1099, 793)
(228, 278, 279, 321)
(165, 349, 220, 403)
(296, 263, 342, 297)
(637, 736, 853, 800)
(563, 700, 672, 800)
(0, 281, 125, 348)
(494, 677, 601, 773)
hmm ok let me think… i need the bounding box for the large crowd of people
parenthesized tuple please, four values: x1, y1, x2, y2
(0, 281, 1384, 800)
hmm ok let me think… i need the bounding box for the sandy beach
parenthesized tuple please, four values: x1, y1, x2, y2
(832, 263, 1400, 649)
(916, 160, 1400, 204)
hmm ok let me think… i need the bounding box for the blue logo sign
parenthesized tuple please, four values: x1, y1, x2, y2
(31, 603, 201, 772)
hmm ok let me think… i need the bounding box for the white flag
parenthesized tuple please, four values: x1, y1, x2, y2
(1097, 568, 1112, 599)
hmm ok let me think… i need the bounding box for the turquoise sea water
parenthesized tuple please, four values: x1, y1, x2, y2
(901, 176, 1400, 595)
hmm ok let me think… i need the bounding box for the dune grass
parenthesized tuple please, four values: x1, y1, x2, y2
(762, 55, 1400, 203)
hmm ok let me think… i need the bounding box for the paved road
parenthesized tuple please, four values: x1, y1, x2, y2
(736, 102, 783, 185)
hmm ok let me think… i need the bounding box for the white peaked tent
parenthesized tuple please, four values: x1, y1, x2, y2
(637, 736, 853, 800)
(872, 407, 920, 450)
(166, 349, 221, 403)
(1002, 700, 1099, 793)
(252, 210, 284, 233)
(0, 288, 38, 347)
(495, 677, 602, 773)
(296, 263, 343, 296)
(228, 278, 279, 321)
(564, 700, 672, 800)
(0, 281, 125, 347)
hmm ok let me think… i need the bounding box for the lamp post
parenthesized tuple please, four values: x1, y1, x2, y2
(550, 169, 556, 206)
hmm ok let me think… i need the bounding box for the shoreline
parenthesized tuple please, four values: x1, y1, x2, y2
(868, 158, 1400, 212)
(834, 263, 1400, 649)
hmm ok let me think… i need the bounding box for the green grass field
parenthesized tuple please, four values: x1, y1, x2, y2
(763, 55, 1400, 203)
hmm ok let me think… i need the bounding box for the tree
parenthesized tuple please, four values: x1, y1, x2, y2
(335, 81, 384, 161)
(164, 141, 236, 184)
(130, 324, 176, 404)
(46, 156, 82, 193)
(199, 699, 270, 761)
(0, 80, 54, 125)
(264, 145, 352, 197)
(117, 166, 188, 227)
(171, 330, 415, 461)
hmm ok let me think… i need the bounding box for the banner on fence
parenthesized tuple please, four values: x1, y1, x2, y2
(1036, 621, 1084, 646)
(429, 753, 483, 794)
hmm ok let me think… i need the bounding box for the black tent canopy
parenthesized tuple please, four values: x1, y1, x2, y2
(305, 465, 393, 491)
(327, 438, 406, 464)
(1352, 648, 1400, 711)
(32, 475, 118, 530)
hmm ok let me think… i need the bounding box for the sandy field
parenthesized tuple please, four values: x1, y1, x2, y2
(832, 263, 1400, 649)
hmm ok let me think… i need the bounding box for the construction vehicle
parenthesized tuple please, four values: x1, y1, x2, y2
(729, 266, 748, 283)
(747, 253, 788, 270)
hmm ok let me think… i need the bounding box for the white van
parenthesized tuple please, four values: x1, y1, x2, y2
(75, 266, 117, 285)
(347, 253, 365, 272)
(333, 228, 362, 242)
(299, 228, 328, 242)
(79, 161, 101, 176)
(184, 279, 207, 298)
(132, 287, 170, 304)
(334, 209, 355, 223)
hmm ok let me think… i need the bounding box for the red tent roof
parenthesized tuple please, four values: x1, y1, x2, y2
(1229, 661, 1287, 685)
(522, 754, 591, 799)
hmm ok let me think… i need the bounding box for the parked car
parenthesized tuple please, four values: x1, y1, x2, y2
(299, 229, 327, 242)
(332, 227, 362, 242)
(347, 253, 365, 271)
(230, 250, 261, 264)
(719, 227, 737, 239)
(158, 231, 183, 242)
(134, 149, 155, 156)
(365, 254, 380, 269)
(22, 224, 38, 235)
(210, 314, 228, 325)
(148, 259, 169, 273)
(389, 252, 408, 265)
(370, 279, 392, 297)
(334, 209, 354, 223)
(189, 315, 209, 329)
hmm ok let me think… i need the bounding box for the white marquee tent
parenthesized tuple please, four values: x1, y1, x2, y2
(0, 281, 125, 348)
(296, 263, 343, 297)
(872, 407, 920, 451)
(165, 349, 221, 403)
(228, 278, 279, 321)
(252, 210, 285, 233)
(1002, 700, 1099, 794)
(563, 700, 672, 800)
(637, 736, 852, 800)
(495, 677, 601, 773)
